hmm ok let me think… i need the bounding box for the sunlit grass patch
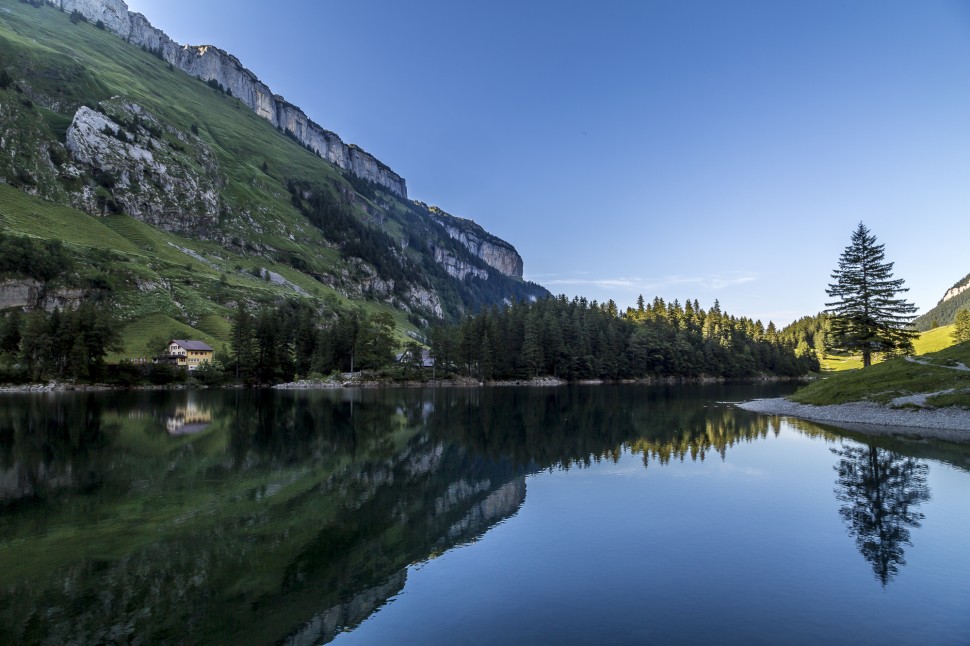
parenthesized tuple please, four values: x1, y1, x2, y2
(914, 324, 957, 355)
(818, 325, 959, 374)
(820, 354, 864, 372)
(793, 342, 970, 406)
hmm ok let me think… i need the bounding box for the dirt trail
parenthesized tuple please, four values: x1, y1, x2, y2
(905, 356, 970, 372)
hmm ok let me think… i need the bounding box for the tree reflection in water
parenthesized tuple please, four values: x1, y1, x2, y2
(832, 443, 931, 586)
(4, 384, 951, 643)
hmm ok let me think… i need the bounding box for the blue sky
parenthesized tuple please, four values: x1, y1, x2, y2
(124, 0, 970, 325)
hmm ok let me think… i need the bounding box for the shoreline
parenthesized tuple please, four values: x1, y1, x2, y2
(0, 374, 805, 393)
(737, 397, 970, 442)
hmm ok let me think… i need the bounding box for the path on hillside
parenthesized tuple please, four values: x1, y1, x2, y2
(905, 356, 970, 371)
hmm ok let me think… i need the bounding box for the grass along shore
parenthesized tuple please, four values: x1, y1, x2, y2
(738, 339, 970, 438)
(795, 342, 970, 409)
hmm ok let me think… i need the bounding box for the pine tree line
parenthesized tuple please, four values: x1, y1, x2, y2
(0, 304, 121, 382)
(779, 314, 831, 358)
(428, 295, 818, 381)
(228, 300, 397, 384)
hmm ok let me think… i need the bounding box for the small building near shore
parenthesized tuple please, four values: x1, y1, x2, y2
(396, 347, 434, 368)
(159, 340, 214, 371)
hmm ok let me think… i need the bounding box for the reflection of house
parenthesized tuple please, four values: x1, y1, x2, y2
(166, 404, 213, 435)
(159, 340, 214, 371)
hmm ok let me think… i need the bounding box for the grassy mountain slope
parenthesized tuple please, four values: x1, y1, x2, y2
(0, 183, 360, 357)
(0, 0, 546, 353)
(913, 324, 958, 354)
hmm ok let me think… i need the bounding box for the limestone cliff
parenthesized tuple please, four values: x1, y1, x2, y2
(49, 0, 408, 198)
(0, 278, 85, 312)
(426, 205, 524, 279)
(942, 276, 970, 304)
(432, 247, 489, 282)
(64, 100, 222, 235)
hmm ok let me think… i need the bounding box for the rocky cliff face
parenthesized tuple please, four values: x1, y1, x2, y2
(427, 206, 524, 279)
(0, 279, 85, 312)
(49, 0, 407, 198)
(432, 247, 489, 282)
(942, 277, 970, 304)
(64, 99, 221, 235)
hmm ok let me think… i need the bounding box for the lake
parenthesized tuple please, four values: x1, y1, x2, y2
(1, 385, 968, 645)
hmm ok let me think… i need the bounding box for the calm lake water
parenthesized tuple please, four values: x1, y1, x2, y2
(1, 384, 968, 645)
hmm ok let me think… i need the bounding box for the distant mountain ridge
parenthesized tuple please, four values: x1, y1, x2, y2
(43, 0, 408, 198)
(913, 272, 970, 331)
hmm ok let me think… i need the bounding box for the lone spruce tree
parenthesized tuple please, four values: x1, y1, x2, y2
(954, 309, 970, 344)
(825, 223, 918, 367)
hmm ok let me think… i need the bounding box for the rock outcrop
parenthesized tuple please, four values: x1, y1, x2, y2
(427, 206, 524, 279)
(432, 247, 489, 282)
(64, 100, 221, 235)
(942, 277, 970, 304)
(0, 279, 85, 312)
(49, 0, 407, 198)
(0, 279, 41, 312)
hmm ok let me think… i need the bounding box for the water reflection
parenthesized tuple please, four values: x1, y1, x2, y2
(832, 443, 931, 586)
(0, 394, 116, 503)
(628, 411, 781, 468)
(165, 395, 213, 435)
(0, 389, 535, 644)
(0, 384, 961, 644)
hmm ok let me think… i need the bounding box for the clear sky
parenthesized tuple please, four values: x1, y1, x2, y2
(123, 0, 970, 326)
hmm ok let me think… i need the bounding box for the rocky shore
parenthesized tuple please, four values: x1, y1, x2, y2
(0, 382, 115, 393)
(272, 375, 566, 389)
(1, 373, 802, 393)
(738, 397, 970, 442)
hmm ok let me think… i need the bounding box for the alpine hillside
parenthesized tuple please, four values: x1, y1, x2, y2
(0, 0, 547, 356)
(913, 272, 970, 331)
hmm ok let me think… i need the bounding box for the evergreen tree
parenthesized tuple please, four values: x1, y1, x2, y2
(0, 311, 22, 355)
(825, 223, 917, 367)
(19, 311, 52, 380)
(355, 310, 396, 370)
(521, 316, 542, 377)
(953, 309, 970, 344)
(293, 308, 318, 377)
(230, 303, 257, 381)
(428, 324, 456, 375)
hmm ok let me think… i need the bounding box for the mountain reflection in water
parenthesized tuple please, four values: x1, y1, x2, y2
(0, 384, 965, 645)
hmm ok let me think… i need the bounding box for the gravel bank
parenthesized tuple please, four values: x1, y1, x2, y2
(738, 398, 970, 442)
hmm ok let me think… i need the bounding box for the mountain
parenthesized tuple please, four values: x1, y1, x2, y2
(913, 272, 970, 331)
(0, 0, 547, 352)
